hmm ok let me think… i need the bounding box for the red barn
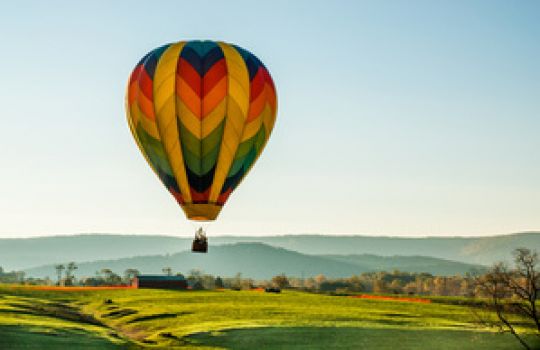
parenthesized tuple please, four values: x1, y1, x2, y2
(133, 275, 187, 290)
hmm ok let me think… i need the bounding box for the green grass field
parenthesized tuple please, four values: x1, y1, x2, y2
(0, 285, 537, 349)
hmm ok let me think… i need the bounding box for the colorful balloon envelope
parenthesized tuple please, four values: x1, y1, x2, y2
(126, 40, 277, 221)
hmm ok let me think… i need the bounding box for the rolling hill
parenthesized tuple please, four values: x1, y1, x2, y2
(0, 232, 538, 271)
(323, 254, 485, 275)
(23, 243, 484, 279)
(219, 232, 540, 265)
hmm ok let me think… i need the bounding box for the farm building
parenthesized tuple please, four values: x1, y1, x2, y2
(133, 275, 187, 290)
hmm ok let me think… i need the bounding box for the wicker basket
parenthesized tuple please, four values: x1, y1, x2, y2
(192, 239, 208, 253)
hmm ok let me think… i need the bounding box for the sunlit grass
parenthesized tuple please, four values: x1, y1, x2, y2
(0, 285, 538, 349)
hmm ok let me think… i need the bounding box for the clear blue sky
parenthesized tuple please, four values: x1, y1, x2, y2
(0, 0, 538, 237)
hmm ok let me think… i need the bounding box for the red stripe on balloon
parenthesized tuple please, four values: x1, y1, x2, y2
(169, 187, 185, 205)
(129, 65, 143, 86)
(190, 188, 211, 203)
(202, 59, 227, 96)
(138, 68, 153, 101)
(127, 81, 139, 106)
(263, 68, 277, 111)
(177, 58, 202, 97)
(250, 67, 265, 102)
(216, 187, 232, 205)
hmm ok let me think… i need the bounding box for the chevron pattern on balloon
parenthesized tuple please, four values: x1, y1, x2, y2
(126, 40, 277, 221)
(126, 44, 184, 204)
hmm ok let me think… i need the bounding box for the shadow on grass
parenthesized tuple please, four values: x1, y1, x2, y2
(0, 325, 130, 350)
(187, 326, 540, 350)
(3, 301, 104, 326)
(102, 308, 138, 318)
(126, 311, 192, 324)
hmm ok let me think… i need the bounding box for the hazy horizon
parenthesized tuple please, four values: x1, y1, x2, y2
(1, 1, 538, 238)
(1, 230, 538, 240)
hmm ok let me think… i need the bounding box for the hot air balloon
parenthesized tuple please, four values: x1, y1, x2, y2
(126, 40, 277, 252)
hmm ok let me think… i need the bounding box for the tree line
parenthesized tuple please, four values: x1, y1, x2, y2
(0, 255, 524, 298)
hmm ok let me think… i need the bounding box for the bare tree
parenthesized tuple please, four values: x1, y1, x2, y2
(123, 268, 140, 285)
(100, 268, 120, 285)
(65, 262, 78, 286)
(474, 248, 540, 349)
(511, 248, 540, 333)
(15, 271, 25, 284)
(100, 268, 112, 277)
(272, 274, 289, 289)
(54, 264, 65, 286)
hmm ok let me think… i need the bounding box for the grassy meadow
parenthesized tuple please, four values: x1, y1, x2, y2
(0, 285, 537, 349)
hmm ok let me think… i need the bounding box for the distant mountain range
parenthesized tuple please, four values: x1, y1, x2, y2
(23, 243, 485, 280)
(0, 232, 538, 272)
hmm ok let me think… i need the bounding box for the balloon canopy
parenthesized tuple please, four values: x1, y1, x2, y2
(126, 40, 277, 221)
